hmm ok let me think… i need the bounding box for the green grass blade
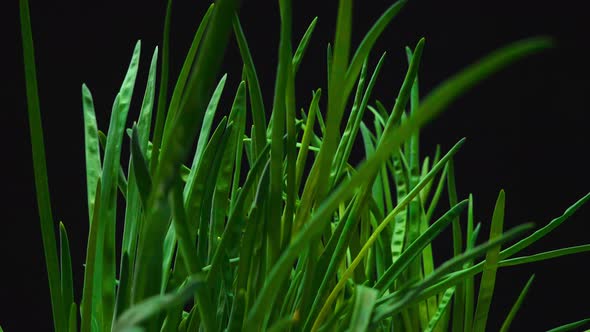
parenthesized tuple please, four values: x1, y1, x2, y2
(131, 126, 152, 209)
(81, 180, 102, 332)
(119, 47, 158, 294)
(208, 143, 271, 284)
(228, 161, 271, 332)
(295, 89, 321, 190)
(98, 41, 141, 328)
(463, 193, 476, 332)
(375, 200, 468, 292)
(423, 287, 455, 332)
(546, 318, 590, 332)
(138, 47, 158, 149)
(154, 3, 215, 173)
(267, 316, 299, 332)
(170, 177, 215, 332)
(192, 74, 227, 172)
(500, 191, 590, 260)
(133, 0, 238, 306)
(348, 286, 378, 331)
(211, 81, 247, 262)
(268, 0, 293, 267)
(472, 190, 506, 332)
(334, 52, 387, 184)
(59, 222, 74, 326)
(69, 302, 78, 332)
(232, 14, 267, 157)
(381, 38, 424, 142)
(446, 159, 465, 332)
(113, 276, 206, 331)
(498, 244, 590, 268)
(499, 274, 535, 332)
(344, 0, 406, 98)
(114, 252, 131, 320)
(81, 84, 102, 223)
(391, 149, 409, 263)
(150, 0, 173, 174)
(293, 16, 318, 74)
(283, 31, 298, 250)
(19, 0, 64, 329)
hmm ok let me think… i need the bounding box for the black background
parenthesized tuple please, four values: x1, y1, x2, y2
(3, 0, 590, 330)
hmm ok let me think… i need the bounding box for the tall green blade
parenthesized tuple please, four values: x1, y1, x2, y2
(121, 47, 159, 283)
(81, 180, 102, 332)
(424, 287, 455, 332)
(59, 222, 74, 327)
(81, 84, 102, 223)
(472, 190, 505, 331)
(98, 41, 141, 329)
(133, 0, 239, 307)
(150, 0, 173, 174)
(19, 0, 64, 329)
(152, 3, 215, 173)
(232, 14, 267, 157)
(348, 286, 378, 331)
(292, 17, 318, 74)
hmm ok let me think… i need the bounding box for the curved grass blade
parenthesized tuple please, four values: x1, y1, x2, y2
(447, 159, 465, 332)
(267, 0, 294, 266)
(267, 315, 299, 332)
(153, 3, 215, 172)
(498, 244, 590, 268)
(133, 0, 239, 307)
(293, 16, 318, 74)
(546, 318, 590, 332)
(99, 42, 141, 328)
(344, 0, 407, 98)
(81, 180, 102, 332)
(334, 52, 387, 184)
(423, 287, 455, 332)
(207, 143, 271, 284)
(191, 74, 227, 172)
(19, 0, 64, 329)
(131, 125, 152, 209)
(81, 84, 102, 223)
(499, 274, 535, 332)
(169, 176, 215, 332)
(472, 190, 506, 332)
(211, 81, 246, 246)
(348, 286, 379, 332)
(68, 302, 77, 332)
(59, 222, 74, 326)
(463, 193, 476, 332)
(113, 276, 206, 332)
(375, 200, 468, 292)
(233, 14, 267, 157)
(292, 16, 318, 73)
(150, 0, 173, 174)
(119, 47, 158, 294)
(500, 191, 590, 260)
(295, 89, 321, 190)
(114, 252, 131, 320)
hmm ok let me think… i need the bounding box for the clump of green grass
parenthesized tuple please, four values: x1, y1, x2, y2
(16, 0, 590, 331)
